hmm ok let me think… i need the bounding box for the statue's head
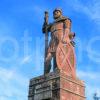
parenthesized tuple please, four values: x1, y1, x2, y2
(53, 8, 62, 19)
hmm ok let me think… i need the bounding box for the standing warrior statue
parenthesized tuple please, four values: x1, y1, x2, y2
(42, 8, 76, 78)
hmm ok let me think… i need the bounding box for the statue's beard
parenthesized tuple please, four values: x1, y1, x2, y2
(54, 15, 62, 20)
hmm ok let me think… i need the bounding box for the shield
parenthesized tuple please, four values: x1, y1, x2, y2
(56, 42, 76, 78)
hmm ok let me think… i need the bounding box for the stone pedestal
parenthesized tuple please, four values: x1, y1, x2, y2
(28, 71, 85, 100)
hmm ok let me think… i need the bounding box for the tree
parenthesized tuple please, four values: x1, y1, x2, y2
(93, 93, 100, 100)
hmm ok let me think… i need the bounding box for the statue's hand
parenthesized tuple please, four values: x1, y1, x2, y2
(61, 40, 67, 44)
(70, 41, 75, 47)
(42, 23, 51, 33)
(69, 32, 75, 39)
(42, 22, 47, 33)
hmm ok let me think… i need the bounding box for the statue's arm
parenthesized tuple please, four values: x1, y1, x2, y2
(62, 18, 75, 46)
(64, 18, 75, 38)
(64, 18, 75, 46)
(64, 17, 71, 30)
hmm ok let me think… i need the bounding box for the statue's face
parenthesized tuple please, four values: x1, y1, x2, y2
(53, 10, 62, 19)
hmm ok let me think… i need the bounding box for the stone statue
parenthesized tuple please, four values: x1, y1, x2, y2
(42, 8, 76, 78)
(28, 8, 85, 100)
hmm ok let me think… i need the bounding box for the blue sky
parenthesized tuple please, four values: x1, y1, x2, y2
(0, 0, 100, 100)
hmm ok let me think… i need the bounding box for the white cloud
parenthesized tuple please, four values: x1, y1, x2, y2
(64, 0, 100, 27)
(86, 36, 100, 63)
(0, 67, 28, 100)
(21, 56, 31, 64)
(72, 0, 99, 19)
(77, 70, 100, 100)
(77, 70, 100, 81)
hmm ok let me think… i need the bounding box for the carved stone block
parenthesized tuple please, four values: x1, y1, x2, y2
(28, 71, 85, 100)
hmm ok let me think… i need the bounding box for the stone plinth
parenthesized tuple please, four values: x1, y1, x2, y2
(28, 71, 85, 100)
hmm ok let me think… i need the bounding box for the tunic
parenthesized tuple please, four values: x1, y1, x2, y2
(48, 16, 71, 53)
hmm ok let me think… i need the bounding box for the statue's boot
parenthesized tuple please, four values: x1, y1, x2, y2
(44, 61, 51, 75)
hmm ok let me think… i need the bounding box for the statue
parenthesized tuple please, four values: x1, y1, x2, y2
(42, 8, 76, 78)
(28, 8, 85, 100)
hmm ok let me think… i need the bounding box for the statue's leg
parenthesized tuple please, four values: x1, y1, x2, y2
(44, 52, 52, 74)
(53, 54, 57, 71)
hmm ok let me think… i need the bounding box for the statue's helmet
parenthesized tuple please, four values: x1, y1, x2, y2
(53, 8, 62, 14)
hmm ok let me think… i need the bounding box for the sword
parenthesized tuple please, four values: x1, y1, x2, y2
(44, 11, 49, 74)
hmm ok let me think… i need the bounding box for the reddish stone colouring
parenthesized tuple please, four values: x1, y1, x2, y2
(56, 42, 76, 79)
(28, 71, 85, 100)
(60, 71, 85, 100)
(28, 9, 85, 100)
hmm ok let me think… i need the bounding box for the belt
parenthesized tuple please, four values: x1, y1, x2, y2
(51, 29, 63, 33)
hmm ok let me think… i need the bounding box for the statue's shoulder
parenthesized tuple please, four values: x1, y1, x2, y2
(61, 16, 72, 22)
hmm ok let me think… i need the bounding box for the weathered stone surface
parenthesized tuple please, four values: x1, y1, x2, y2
(28, 9, 85, 100)
(28, 71, 85, 100)
(56, 42, 76, 78)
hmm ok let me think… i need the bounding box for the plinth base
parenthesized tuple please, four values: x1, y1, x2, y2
(28, 71, 85, 100)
